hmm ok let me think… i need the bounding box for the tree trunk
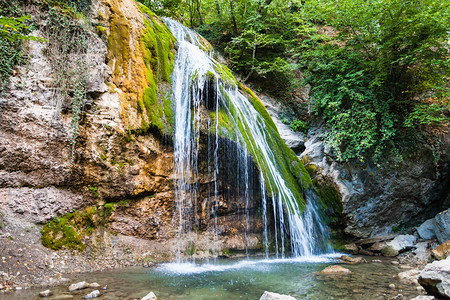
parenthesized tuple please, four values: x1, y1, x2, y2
(215, 0, 222, 17)
(230, 0, 238, 36)
(196, 0, 204, 25)
(189, 0, 194, 28)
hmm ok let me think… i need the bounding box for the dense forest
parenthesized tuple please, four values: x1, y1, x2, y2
(1, 0, 449, 165)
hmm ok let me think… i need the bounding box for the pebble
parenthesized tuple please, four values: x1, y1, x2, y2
(69, 281, 88, 292)
(15, 286, 22, 291)
(83, 290, 100, 299)
(372, 259, 382, 263)
(39, 289, 53, 297)
(89, 282, 100, 288)
(141, 291, 158, 300)
(389, 284, 396, 289)
(391, 261, 399, 265)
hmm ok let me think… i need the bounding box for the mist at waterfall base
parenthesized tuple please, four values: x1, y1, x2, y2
(165, 17, 331, 262)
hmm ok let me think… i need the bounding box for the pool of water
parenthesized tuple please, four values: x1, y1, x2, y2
(0, 255, 424, 300)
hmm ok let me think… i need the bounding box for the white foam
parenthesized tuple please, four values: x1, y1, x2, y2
(157, 255, 341, 275)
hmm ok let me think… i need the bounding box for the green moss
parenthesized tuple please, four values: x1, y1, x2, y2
(41, 204, 116, 251)
(238, 82, 313, 211)
(137, 3, 176, 135)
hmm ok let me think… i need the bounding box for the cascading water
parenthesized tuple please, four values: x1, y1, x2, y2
(164, 18, 331, 261)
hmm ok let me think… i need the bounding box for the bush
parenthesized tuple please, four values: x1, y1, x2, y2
(290, 119, 307, 133)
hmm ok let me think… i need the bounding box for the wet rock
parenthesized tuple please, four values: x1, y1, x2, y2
(68, 281, 88, 292)
(83, 290, 100, 299)
(52, 296, 74, 300)
(418, 258, 450, 299)
(340, 255, 367, 264)
(409, 296, 435, 300)
(382, 246, 399, 257)
(259, 291, 297, 300)
(39, 290, 53, 297)
(417, 219, 436, 240)
(372, 259, 382, 263)
(433, 210, 450, 244)
(359, 249, 375, 256)
(141, 291, 158, 300)
(432, 241, 450, 260)
(369, 242, 387, 253)
(356, 235, 396, 247)
(397, 269, 421, 285)
(89, 282, 100, 288)
(389, 284, 396, 289)
(320, 265, 352, 274)
(387, 235, 417, 253)
(343, 243, 359, 254)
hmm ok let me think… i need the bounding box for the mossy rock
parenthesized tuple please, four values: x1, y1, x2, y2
(41, 203, 116, 251)
(381, 245, 399, 257)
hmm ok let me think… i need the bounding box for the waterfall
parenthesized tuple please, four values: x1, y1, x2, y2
(164, 18, 331, 260)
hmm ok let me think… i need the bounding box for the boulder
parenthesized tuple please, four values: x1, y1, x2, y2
(381, 245, 399, 257)
(369, 242, 387, 253)
(259, 291, 297, 300)
(387, 235, 417, 252)
(433, 210, 450, 244)
(417, 219, 436, 240)
(83, 290, 100, 299)
(418, 258, 450, 299)
(68, 281, 88, 292)
(39, 290, 53, 297)
(320, 265, 352, 275)
(432, 241, 450, 260)
(397, 269, 421, 285)
(343, 243, 359, 254)
(413, 242, 431, 261)
(141, 292, 158, 300)
(340, 255, 367, 264)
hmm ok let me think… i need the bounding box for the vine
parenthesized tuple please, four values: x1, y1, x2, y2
(41, 5, 90, 161)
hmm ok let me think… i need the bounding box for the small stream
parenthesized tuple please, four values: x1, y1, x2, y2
(0, 255, 424, 300)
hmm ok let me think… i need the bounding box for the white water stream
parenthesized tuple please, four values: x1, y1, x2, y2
(164, 18, 331, 261)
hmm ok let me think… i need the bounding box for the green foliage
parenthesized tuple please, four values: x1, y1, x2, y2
(290, 119, 307, 133)
(88, 186, 99, 197)
(299, 0, 450, 164)
(41, 5, 89, 160)
(0, 35, 25, 92)
(0, 2, 35, 93)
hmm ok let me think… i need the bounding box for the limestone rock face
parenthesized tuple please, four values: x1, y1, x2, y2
(258, 94, 305, 153)
(299, 123, 450, 239)
(418, 258, 450, 299)
(0, 0, 262, 262)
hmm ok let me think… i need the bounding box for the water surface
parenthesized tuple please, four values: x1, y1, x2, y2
(0, 255, 424, 300)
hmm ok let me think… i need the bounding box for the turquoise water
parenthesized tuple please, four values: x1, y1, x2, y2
(0, 255, 424, 299)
